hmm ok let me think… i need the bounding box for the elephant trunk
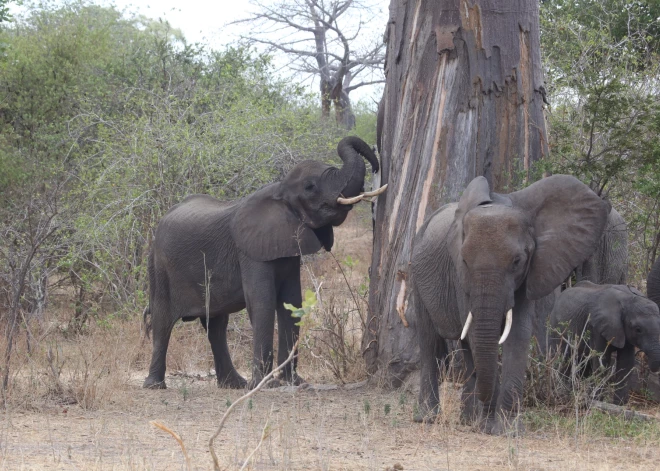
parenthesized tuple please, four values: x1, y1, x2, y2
(334, 136, 379, 198)
(472, 317, 501, 403)
(643, 345, 660, 373)
(469, 288, 510, 403)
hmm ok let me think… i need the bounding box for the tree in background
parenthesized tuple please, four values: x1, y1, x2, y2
(238, 0, 385, 129)
(0, 2, 357, 390)
(540, 0, 660, 278)
(364, 0, 548, 385)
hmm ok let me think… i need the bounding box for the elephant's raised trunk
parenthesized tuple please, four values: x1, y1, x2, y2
(335, 136, 379, 198)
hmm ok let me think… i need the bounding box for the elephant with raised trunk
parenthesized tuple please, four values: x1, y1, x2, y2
(648, 256, 660, 308)
(143, 137, 386, 390)
(410, 175, 609, 434)
(549, 281, 660, 405)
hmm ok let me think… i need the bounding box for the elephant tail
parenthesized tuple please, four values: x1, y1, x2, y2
(143, 247, 156, 339)
(143, 304, 152, 339)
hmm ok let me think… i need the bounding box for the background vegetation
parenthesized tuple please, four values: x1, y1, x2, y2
(540, 0, 660, 280)
(0, 0, 658, 403)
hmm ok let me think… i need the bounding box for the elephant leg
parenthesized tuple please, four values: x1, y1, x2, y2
(276, 271, 304, 385)
(459, 340, 481, 425)
(143, 299, 175, 389)
(207, 315, 247, 389)
(613, 343, 635, 405)
(241, 258, 277, 390)
(489, 296, 533, 436)
(414, 307, 443, 423)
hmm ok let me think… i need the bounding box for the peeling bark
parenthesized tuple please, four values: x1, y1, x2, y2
(365, 0, 548, 385)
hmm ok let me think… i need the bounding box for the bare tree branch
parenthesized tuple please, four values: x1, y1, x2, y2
(239, 0, 385, 129)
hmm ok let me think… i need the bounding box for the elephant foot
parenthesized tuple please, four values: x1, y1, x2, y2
(483, 414, 525, 436)
(217, 371, 248, 389)
(282, 372, 307, 386)
(413, 403, 439, 424)
(247, 375, 281, 390)
(460, 393, 482, 426)
(143, 376, 167, 389)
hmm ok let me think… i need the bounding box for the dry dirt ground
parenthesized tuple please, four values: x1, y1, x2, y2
(2, 210, 660, 470)
(2, 378, 660, 470)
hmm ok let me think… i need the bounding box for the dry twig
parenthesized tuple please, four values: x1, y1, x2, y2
(209, 338, 300, 471)
(150, 421, 192, 471)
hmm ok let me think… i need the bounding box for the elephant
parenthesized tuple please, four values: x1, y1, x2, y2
(576, 207, 628, 285)
(142, 136, 386, 390)
(648, 256, 660, 308)
(533, 207, 628, 354)
(410, 175, 609, 434)
(549, 281, 660, 405)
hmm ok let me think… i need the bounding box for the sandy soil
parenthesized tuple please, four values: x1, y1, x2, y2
(2, 375, 659, 471)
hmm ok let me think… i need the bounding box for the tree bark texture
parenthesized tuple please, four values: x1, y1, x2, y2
(365, 0, 549, 385)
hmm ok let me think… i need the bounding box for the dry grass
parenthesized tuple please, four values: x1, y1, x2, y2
(1, 207, 660, 470)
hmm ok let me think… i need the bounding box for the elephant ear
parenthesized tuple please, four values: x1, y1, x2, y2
(230, 183, 329, 261)
(509, 175, 609, 300)
(455, 176, 493, 217)
(590, 290, 626, 349)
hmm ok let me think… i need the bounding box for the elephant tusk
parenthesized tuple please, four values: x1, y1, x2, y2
(460, 311, 473, 340)
(337, 194, 365, 205)
(361, 184, 388, 197)
(499, 309, 513, 345)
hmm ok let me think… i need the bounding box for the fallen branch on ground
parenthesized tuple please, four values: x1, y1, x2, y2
(591, 400, 659, 422)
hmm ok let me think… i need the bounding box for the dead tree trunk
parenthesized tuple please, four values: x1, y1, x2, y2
(364, 0, 549, 386)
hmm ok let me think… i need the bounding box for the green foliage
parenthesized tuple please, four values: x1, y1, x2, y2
(525, 407, 660, 441)
(0, 1, 352, 327)
(284, 289, 318, 326)
(350, 99, 378, 146)
(541, 0, 660, 280)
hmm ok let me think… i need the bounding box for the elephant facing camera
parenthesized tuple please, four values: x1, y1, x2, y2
(410, 175, 610, 435)
(142, 136, 387, 390)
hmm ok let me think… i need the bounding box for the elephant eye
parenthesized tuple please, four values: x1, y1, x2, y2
(635, 326, 643, 334)
(304, 182, 315, 192)
(513, 256, 521, 266)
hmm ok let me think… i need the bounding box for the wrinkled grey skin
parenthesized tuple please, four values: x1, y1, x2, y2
(410, 175, 609, 435)
(143, 137, 379, 390)
(549, 281, 660, 405)
(648, 256, 660, 309)
(534, 207, 626, 353)
(576, 208, 628, 285)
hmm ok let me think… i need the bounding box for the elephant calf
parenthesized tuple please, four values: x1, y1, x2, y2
(549, 281, 660, 404)
(143, 137, 386, 390)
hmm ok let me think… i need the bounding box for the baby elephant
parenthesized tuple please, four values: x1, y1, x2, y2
(549, 281, 660, 404)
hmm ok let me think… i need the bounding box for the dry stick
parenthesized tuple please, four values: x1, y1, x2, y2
(150, 421, 192, 471)
(328, 252, 363, 324)
(209, 338, 300, 471)
(591, 400, 659, 422)
(239, 404, 275, 471)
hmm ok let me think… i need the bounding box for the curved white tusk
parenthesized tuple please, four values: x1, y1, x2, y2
(460, 312, 473, 340)
(337, 194, 365, 205)
(361, 183, 388, 197)
(499, 309, 513, 345)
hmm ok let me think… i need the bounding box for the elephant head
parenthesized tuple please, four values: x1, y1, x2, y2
(230, 136, 386, 261)
(594, 284, 660, 372)
(451, 176, 609, 401)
